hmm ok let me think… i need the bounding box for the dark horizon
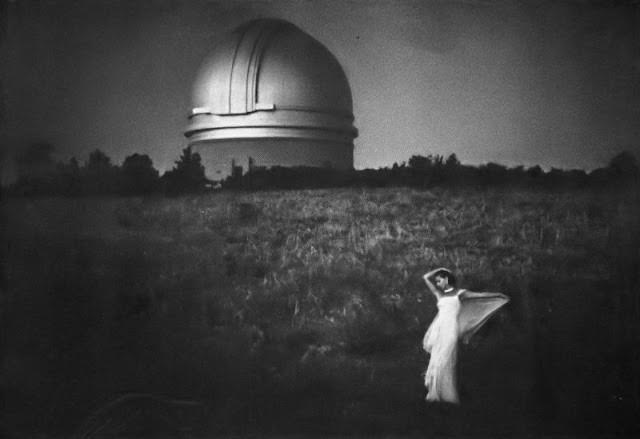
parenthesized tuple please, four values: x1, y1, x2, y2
(4, 137, 638, 184)
(5, 142, 637, 198)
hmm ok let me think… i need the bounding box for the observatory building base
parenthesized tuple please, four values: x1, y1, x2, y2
(192, 139, 354, 180)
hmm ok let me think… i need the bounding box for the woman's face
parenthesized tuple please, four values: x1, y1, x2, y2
(435, 275, 449, 291)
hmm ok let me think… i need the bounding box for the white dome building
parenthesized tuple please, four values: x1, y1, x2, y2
(185, 19, 358, 179)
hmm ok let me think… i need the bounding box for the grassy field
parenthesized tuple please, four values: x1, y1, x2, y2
(3, 186, 640, 437)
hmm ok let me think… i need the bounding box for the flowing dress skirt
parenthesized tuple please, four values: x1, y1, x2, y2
(423, 295, 461, 403)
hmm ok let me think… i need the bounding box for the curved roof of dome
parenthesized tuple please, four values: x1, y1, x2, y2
(185, 19, 357, 143)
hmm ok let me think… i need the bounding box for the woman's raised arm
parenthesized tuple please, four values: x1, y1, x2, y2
(423, 267, 449, 299)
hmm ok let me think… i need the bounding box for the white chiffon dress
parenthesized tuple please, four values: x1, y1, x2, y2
(422, 289, 510, 403)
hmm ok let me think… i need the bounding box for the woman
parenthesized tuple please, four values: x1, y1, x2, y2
(422, 267, 510, 403)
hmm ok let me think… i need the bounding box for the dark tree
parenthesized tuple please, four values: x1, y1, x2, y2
(162, 146, 209, 194)
(478, 162, 508, 186)
(86, 149, 114, 172)
(82, 149, 121, 195)
(608, 151, 639, 180)
(527, 165, 544, 180)
(445, 153, 460, 169)
(589, 151, 639, 188)
(55, 157, 82, 196)
(120, 153, 160, 195)
(408, 155, 431, 171)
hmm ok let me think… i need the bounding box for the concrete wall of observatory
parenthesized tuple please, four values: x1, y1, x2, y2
(192, 139, 354, 180)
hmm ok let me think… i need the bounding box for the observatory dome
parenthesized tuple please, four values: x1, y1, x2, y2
(185, 19, 358, 179)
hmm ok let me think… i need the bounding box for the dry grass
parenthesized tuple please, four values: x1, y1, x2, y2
(3, 186, 639, 436)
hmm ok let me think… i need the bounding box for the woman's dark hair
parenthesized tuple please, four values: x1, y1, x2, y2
(434, 269, 456, 286)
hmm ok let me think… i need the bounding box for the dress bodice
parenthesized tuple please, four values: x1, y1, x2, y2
(437, 292, 460, 312)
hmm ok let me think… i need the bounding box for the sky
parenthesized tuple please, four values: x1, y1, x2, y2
(2, 0, 640, 182)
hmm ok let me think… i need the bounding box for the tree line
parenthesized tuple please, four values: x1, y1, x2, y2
(6, 143, 209, 196)
(5, 142, 639, 197)
(224, 151, 639, 191)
